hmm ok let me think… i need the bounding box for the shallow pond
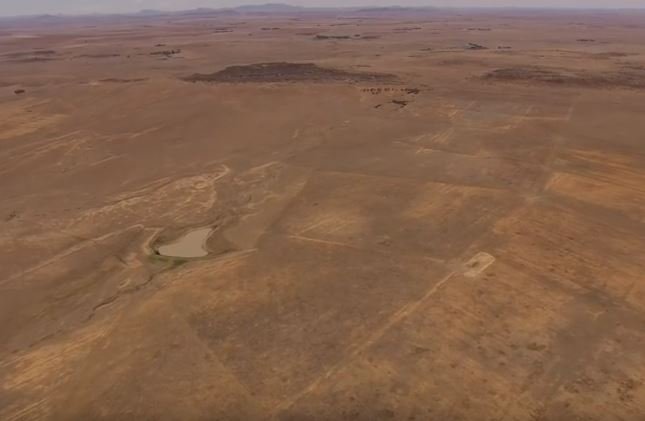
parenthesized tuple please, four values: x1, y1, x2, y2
(157, 227, 213, 258)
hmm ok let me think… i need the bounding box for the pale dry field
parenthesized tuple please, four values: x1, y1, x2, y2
(1, 8, 645, 420)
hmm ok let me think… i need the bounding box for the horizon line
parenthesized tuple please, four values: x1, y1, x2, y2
(3, 4, 645, 19)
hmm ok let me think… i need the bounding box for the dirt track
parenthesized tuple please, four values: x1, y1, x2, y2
(1, 8, 645, 420)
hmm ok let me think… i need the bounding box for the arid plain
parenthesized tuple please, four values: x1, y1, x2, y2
(1, 7, 645, 420)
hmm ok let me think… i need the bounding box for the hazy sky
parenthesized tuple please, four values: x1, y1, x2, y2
(2, 0, 645, 16)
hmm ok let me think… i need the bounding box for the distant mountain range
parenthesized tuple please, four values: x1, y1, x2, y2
(132, 3, 437, 16)
(234, 3, 305, 12)
(133, 4, 308, 16)
(5, 3, 636, 21)
(0, 3, 444, 20)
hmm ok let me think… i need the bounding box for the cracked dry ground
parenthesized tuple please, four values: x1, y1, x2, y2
(2, 10, 645, 421)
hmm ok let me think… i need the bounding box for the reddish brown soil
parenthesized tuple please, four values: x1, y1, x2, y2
(1, 8, 645, 421)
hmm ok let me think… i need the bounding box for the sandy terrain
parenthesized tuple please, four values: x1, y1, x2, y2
(1, 7, 645, 420)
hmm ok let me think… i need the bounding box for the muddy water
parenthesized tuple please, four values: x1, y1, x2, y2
(157, 227, 213, 258)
